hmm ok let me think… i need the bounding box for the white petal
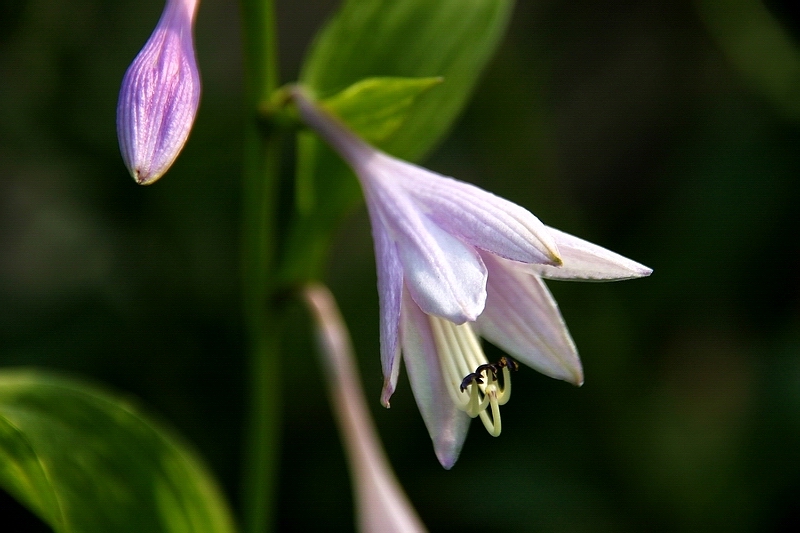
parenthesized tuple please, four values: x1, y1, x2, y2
(369, 209, 404, 408)
(386, 157, 561, 266)
(401, 289, 470, 469)
(364, 166, 487, 324)
(476, 252, 584, 385)
(530, 226, 653, 281)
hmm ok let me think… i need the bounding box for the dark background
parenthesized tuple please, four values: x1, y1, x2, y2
(1, 0, 799, 531)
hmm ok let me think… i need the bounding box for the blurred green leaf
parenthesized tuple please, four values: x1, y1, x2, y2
(0, 370, 236, 533)
(698, 0, 800, 119)
(322, 76, 443, 145)
(301, 0, 513, 160)
(282, 0, 514, 282)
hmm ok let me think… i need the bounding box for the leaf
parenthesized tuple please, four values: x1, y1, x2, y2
(281, 0, 515, 282)
(292, 76, 440, 221)
(0, 370, 236, 533)
(321, 77, 443, 146)
(301, 0, 514, 160)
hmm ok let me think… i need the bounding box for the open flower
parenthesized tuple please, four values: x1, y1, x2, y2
(117, 0, 201, 185)
(293, 87, 651, 468)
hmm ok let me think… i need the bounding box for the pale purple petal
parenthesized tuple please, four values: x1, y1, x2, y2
(393, 214, 486, 325)
(391, 159, 561, 266)
(369, 207, 404, 408)
(293, 89, 488, 324)
(530, 226, 653, 281)
(401, 288, 470, 469)
(363, 161, 487, 325)
(476, 252, 584, 385)
(117, 0, 201, 185)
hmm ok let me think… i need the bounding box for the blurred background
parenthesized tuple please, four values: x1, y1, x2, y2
(1, 0, 799, 531)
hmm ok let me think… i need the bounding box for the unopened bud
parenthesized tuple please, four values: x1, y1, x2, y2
(117, 0, 201, 185)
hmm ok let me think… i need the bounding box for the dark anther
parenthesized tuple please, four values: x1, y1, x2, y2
(474, 363, 496, 378)
(460, 357, 519, 392)
(460, 372, 484, 392)
(497, 356, 519, 372)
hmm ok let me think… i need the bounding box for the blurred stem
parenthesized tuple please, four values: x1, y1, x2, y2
(239, 0, 281, 532)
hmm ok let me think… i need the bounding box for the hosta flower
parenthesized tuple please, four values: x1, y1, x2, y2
(117, 0, 201, 185)
(293, 87, 652, 468)
(304, 284, 427, 533)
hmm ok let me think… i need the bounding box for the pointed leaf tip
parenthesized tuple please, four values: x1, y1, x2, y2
(322, 76, 445, 146)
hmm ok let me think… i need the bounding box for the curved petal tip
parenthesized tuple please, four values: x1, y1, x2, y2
(380, 378, 394, 408)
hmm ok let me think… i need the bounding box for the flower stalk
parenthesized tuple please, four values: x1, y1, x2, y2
(239, 1, 283, 532)
(304, 284, 427, 533)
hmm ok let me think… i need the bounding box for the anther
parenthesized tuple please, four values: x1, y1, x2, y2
(460, 357, 519, 392)
(460, 372, 484, 392)
(497, 356, 519, 372)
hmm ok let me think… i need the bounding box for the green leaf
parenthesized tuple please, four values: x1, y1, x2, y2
(0, 370, 236, 533)
(281, 0, 514, 282)
(292, 76, 441, 222)
(321, 76, 443, 146)
(301, 0, 514, 160)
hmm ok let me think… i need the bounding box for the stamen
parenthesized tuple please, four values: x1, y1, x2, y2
(427, 313, 520, 437)
(496, 366, 512, 405)
(478, 387, 502, 437)
(429, 317, 471, 409)
(466, 382, 488, 416)
(494, 357, 518, 406)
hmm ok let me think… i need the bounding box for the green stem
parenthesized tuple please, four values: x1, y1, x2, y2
(239, 0, 281, 532)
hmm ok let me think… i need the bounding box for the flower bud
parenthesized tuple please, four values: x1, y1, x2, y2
(117, 0, 201, 185)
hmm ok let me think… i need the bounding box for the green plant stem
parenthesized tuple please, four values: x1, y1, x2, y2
(239, 0, 281, 532)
